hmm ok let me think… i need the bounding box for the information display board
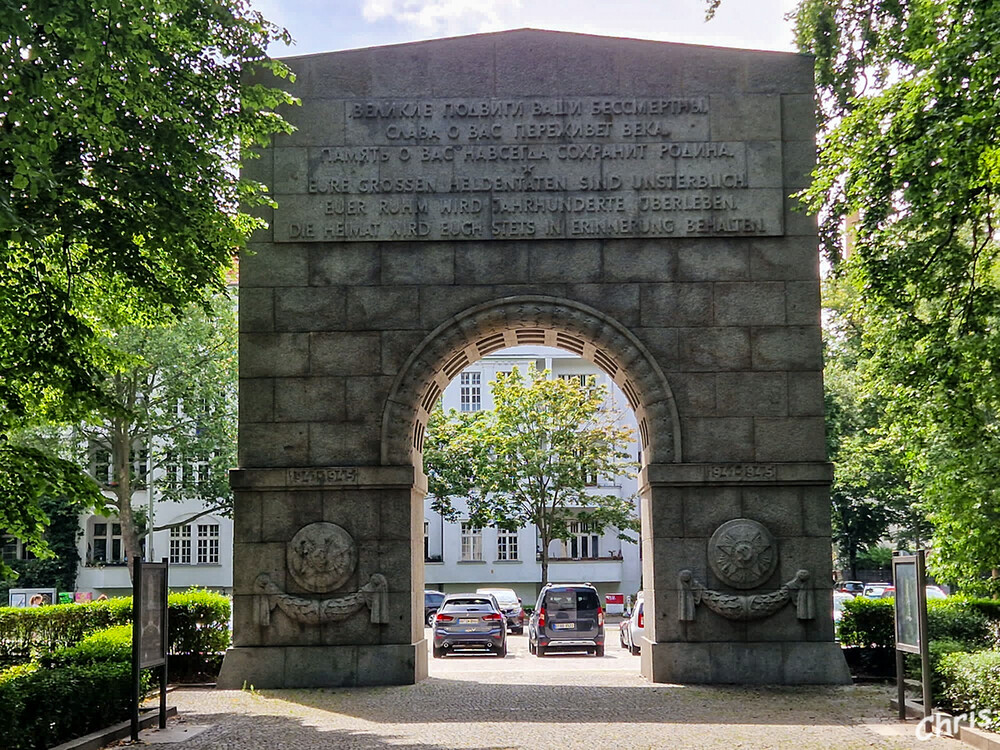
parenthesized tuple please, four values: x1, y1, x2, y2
(132, 557, 169, 739)
(893, 559, 920, 653)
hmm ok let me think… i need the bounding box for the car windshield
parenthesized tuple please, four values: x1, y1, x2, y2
(925, 587, 947, 600)
(547, 588, 600, 612)
(479, 590, 518, 607)
(426, 593, 444, 605)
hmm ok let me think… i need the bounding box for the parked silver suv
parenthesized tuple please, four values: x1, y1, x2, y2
(528, 583, 605, 657)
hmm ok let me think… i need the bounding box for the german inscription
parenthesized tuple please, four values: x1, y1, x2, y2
(272, 96, 784, 242)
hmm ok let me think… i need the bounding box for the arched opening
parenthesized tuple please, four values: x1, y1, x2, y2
(381, 296, 681, 673)
(381, 295, 682, 472)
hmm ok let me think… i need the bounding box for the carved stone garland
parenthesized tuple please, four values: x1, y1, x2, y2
(255, 522, 389, 626)
(678, 518, 815, 622)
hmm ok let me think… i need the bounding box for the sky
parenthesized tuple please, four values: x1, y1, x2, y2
(250, 0, 802, 58)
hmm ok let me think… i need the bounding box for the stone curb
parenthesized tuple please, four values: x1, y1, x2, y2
(891, 698, 1000, 750)
(50, 706, 177, 750)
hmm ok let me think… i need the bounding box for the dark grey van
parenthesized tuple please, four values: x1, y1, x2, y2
(528, 583, 605, 657)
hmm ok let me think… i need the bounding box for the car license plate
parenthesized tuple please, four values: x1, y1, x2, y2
(553, 623, 575, 629)
(459, 618, 478, 624)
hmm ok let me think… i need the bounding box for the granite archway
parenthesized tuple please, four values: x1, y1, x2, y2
(218, 28, 850, 689)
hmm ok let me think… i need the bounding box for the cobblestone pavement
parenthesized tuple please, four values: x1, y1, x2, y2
(153, 633, 961, 750)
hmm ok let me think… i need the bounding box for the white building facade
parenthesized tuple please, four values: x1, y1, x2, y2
(424, 347, 642, 603)
(75, 491, 234, 597)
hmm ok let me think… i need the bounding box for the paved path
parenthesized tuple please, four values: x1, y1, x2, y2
(152, 633, 961, 750)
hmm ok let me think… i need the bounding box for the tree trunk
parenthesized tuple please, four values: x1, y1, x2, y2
(112, 423, 143, 582)
(849, 546, 858, 580)
(540, 533, 549, 587)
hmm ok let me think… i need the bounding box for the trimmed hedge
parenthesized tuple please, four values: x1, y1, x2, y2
(0, 588, 230, 663)
(0, 625, 150, 750)
(938, 650, 1000, 730)
(838, 596, 996, 649)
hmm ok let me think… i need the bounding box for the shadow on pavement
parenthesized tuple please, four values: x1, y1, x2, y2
(170, 712, 497, 750)
(231, 679, 864, 727)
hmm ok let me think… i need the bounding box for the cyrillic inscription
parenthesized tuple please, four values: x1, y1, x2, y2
(272, 96, 783, 242)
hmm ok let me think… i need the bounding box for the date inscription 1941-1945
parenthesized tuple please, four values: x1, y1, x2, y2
(706, 464, 777, 481)
(286, 468, 360, 486)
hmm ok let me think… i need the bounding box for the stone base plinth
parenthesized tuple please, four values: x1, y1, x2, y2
(640, 640, 851, 685)
(217, 641, 428, 689)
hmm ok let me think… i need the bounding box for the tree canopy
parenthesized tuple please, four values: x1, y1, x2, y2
(1, 0, 293, 559)
(794, 0, 1000, 593)
(424, 367, 639, 586)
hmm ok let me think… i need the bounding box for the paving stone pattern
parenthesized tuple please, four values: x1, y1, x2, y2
(167, 637, 958, 749)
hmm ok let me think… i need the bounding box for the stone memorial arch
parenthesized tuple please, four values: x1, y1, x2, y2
(217, 29, 851, 688)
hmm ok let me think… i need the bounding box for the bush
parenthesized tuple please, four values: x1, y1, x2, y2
(0, 625, 151, 750)
(0, 659, 136, 750)
(839, 596, 994, 649)
(167, 589, 230, 654)
(40, 625, 133, 668)
(839, 597, 895, 648)
(938, 650, 1000, 730)
(0, 589, 230, 663)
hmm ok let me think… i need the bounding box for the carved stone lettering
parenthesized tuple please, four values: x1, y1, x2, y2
(286, 467, 359, 486)
(271, 96, 783, 242)
(706, 464, 777, 481)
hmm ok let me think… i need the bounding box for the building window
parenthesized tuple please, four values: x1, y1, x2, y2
(497, 529, 518, 561)
(91, 522, 125, 564)
(93, 449, 112, 484)
(460, 372, 481, 412)
(424, 521, 430, 561)
(568, 521, 600, 559)
(461, 522, 482, 561)
(170, 525, 191, 564)
(131, 448, 149, 483)
(197, 524, 220, 564)
(2, 535, 33, 563)
(191, 456, 211, 486)
(559, 373, 596, 388)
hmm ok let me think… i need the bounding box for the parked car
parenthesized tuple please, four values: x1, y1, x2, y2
(838, 581, 864, 596)
(528, 583, 604, 657)
(862, 583, 892, 598)
(619, 593, 644, 655)
(424, 589, 446, 627)
(832, 591, 854, 625)
(476, 587, 525, 634)
(432, 593, 507, 658)
(879, 585, 948, 600)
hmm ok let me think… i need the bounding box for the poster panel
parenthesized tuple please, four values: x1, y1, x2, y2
(139, 563, 167, 668)
(893, 558, 920, 653)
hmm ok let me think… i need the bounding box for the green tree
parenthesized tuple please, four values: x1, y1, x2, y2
(425, 367, 639, 586)
(1, 0, 293, 558)
(0, 494, 84, 599)
(78, 296, 238, 576)
(824, 278, 917, 577)
(793, 0, 1000, 594)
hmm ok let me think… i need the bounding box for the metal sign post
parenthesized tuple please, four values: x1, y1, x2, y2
(893, 550, 931, 719)
(131, 557, 170, 741)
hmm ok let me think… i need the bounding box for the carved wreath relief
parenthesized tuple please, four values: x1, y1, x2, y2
(679, 518, 815, 622)
(255, 522, 388, 627)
